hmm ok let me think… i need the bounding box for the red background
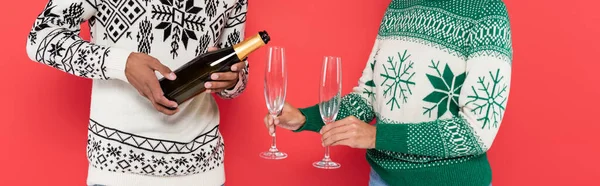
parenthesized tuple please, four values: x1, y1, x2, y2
(1, 0, 599, 185)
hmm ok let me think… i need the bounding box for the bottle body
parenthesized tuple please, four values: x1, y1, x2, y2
(159, 47, 243, 105)
(158, 31, 271, 108)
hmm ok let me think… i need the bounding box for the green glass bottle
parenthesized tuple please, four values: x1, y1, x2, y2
(159, 31, 271, 109)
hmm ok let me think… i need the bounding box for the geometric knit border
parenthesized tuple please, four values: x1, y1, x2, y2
(373, 114, 485, 158)
(378, 5, 512, 62)
(215, 63, 249, 99)
(89, 119, 220, 154)
(336, 93, 376, 122)
(87, 119, 224, 176)
(367, 148, 476, 170)
(469, 47, 512, 66)
(35, 29, 111, 80)
(378, 6, 474, 58)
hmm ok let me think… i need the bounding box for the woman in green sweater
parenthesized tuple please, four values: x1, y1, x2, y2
(265, 0, 512, 185)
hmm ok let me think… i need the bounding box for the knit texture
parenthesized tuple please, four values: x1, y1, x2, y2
(297, 0, 512, 185)
(26, 0, 249, 185)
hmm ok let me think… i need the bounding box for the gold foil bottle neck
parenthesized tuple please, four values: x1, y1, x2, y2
(233, 32, 269, 60)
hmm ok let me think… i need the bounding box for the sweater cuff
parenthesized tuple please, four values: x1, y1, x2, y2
(375, 123, 409, 152)
(293, 105, 324, 133)
(216, 63, 248, 99)
(104, 47, 133, 83)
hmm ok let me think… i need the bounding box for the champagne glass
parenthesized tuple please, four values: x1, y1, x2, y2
(313, 56, 342, 169)
(260, 46, 288, 160)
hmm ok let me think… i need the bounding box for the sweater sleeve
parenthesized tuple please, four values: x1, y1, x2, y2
(215, 0, 249, 99)
(375, 1, 513, 158)
(294, 40, 380, 133)
(26, 0, 133, 82)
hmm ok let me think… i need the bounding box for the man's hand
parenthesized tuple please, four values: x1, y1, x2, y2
(125, 52, 179, 115)
(264, 102, 306, 135)
(204, 47, 245, 93)
(320, 116, 376, 149)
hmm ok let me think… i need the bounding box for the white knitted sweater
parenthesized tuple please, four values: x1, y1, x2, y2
(26, 0, 249, 185)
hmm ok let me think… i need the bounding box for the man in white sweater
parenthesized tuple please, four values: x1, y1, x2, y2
(26, 0, 249, 185)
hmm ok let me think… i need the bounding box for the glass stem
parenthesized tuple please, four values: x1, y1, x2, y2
(324, 146, 331, 160)
(270, 114, 278, 152)
(322, 120, 331, 161)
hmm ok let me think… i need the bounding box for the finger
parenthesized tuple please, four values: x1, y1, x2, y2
(322, 124, 354, 145)
(323, 131, 355, 147)
(151, 101, 178, 115)
(273, 116, 281, 126)
(208, 47, 218, 52)
(207, 88, 225, 93)
(210, 72, 239, 81)
(268, 116, 276, 135)
(263, 115, 276, 132)
(148, 59, 176, 80)
(145, 80, 177, 109)
(320, 118, 354, 134)
(204, 81, 236, 90)
(142, 86, 177, 115)
(231, 62, 246, 71)
(264, 115, 270, 129)
(144, 86, 162, 112)
(329, 138, 354, 147)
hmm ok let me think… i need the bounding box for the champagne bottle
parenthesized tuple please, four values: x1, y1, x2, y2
(159, 31, 271, 108)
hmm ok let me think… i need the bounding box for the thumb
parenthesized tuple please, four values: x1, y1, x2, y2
(277, 104, 295, 124)
(150, 60, 176, 80)
(273, 112, 290, 126)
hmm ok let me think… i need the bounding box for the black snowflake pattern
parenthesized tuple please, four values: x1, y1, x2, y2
(128, 151, 145, 162)
(152, 156, 168, 166)
(71, 44, 111, 78)
(28, 1, 84, 45)
(47, 43, 65, 59)
(33, 26, 111, 79)
(62, 3, 85, 28)
(87, 120, 224, 176)
(106, 145, 123, 157)
(174, 157, 189, 166)
(152, 0, 207, 58)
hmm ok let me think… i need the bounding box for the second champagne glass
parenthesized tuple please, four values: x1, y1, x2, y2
(260, 46, 288, 160)
(313, 56, 342, 169)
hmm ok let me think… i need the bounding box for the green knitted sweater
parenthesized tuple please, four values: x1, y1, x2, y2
(294, 0, 513, 185)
